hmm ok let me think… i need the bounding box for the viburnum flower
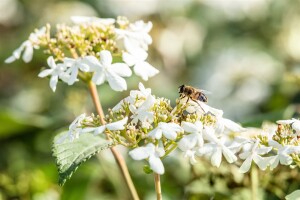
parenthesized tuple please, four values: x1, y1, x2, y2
(214, 116, 246, 135)
(59, 57, 90, 85)
(148, 122, 183, 140)
(178, 121, 204, 151)
(130, 94, 156, 128)
(239, 139, 272, 173)
(112, 82, 152, 111)
(70, 16, 115, 26)
(122, 48, 159, 81)
(129, 143, 165, 174)
(59, 116, 128, 143)
(38, 56, 67, 92)
(197, 127, 237, 167)
(268, 140, 300, 170)
(83, 50, 132, 91)
(115, 20, 152, 51)
(5, 26, 46, 63)
(81, 117, 129, 135)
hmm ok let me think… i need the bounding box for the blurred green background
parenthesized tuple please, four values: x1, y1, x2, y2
(1, 0, 300, 199)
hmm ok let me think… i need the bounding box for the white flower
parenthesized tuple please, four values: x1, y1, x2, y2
(82, 117, 129, 135)
(60, 116, 128, 143)
(67, 114, 87, 141)
(197, 127, 237, 167)
(148, 122, 183, 140)
(268, 140, 300, 169)
(83, 50, 132, 91)
(115, 20, 152, 51)
(5, 27, 46, 63)
(183, 149, 197, 164)
(215, 116, 246, 135)
(183, 97, 223, 116)
(130, 94, 156, 128)
(277, 118, 300, 133)
(122, 49, 159, 81)
(112, 82, 152, 111)
(59, 57, 90, 85)
(129, 143, 165, 174)
(38, 56, 67, 92)
(178, 121, 204, 151)
(239, 139, 272, 173)
(71, 16, 115, 26)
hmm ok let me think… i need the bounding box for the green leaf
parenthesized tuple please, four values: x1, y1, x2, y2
(52, 132, 114, 185)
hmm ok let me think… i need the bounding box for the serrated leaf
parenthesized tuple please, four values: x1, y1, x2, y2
(52, 132, 114, 185)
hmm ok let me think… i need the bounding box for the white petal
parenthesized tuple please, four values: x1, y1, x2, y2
(268, 140, 281, 149)
(211, 148, 222, 167)
(22, 43, 34, 63)
(93, 126, 106, 135)
(82, 55, 102, 70)
(67, 67, 78, 85)
(149, 155, 164, 174)
(239, 151, 251, 160)
(256, 146, 272, 155)
(5, 55, 17, 63)
(239, 157, 252, 173)
(47, 56, 56, 68)
(38, 69, 53, 78)
(129, 144, 154, 160)
(223, 118, 245, 132)
(292, 121, 300, 132)
(99, 50, 112, 66)
(285, 190, 300, 200)
(178, 134, 198, 151)
(182, 121, 199, 133)
(253, 155, 269, 170)
(222, 147, 237, 163)
(106, 70, 127, 91)
(122, 52, 137, 66)
(133, 61, 159, 81)
(50, 75, 58, 92)
(148, 128, 162, 139)
(269, 155, 279, 170)
(276, 119, 296, 125)
(106, 117, 128, 130)
(92, 69, 106, 85)
(110, 63, 132, 77)
(279, 154, 293, 165)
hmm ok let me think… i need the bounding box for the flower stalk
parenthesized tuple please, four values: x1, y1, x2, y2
(87, 81, 139, 200)
(154, 173, 162, 200)
(251, 164, 258, 200)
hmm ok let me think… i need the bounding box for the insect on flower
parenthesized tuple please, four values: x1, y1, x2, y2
(178, 85, 210, 112)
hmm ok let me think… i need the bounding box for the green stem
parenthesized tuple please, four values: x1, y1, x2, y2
(87, 81, 140, 200)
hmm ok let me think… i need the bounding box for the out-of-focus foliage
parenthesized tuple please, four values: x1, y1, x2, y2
(1, 0, 300, 199)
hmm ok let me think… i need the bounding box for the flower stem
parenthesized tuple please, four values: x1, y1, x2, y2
(251, 164, 258, 200)
(154, 173, 162, 200)
(87, 81, 139, 200)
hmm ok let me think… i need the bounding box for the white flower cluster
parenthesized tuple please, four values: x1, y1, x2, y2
(63, 83, 300, 175)
(5, 16, 159, 92)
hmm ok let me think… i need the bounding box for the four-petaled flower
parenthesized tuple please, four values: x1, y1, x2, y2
(38, 56, 67, 92)
(129, 143, 165, 174)
(178, 121, 204, 151)
(83, 50, 132, 91)
(148, 122, 183, 140)
(5, 27, 46, 63)
(197, 127, 237, 167)
(239, 139, 272, 173)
